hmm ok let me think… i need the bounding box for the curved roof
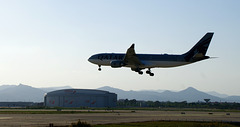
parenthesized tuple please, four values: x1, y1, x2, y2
(46, 89, 115, 96)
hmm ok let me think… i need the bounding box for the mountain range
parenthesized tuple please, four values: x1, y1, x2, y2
(98, 86, 240, 102)
(0, 84, 72, 102)
(0, 84, 239, 103)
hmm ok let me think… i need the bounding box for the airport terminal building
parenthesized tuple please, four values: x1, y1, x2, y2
(44, 89, 117, 107)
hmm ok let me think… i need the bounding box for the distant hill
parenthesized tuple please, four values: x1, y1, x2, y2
(166, 87, 223, 102)
(0, 85, 16, 91)
(98, 86, 240, 102)
(0, 84, 72, 102)
(39, 86, 72, 92)
(206, 91, 229, 98)
(0, 84, 46, 102)
(225, 96, 240, 102)
(98, 86, 161, 101)
(0, 84, 239, 103)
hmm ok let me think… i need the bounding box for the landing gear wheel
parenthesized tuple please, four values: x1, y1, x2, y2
(149, 73, 154, 76)
(138, 71, 143, 75)
(146, 70, 150, 74)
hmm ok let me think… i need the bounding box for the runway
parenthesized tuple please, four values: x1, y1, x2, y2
(0, 110, 239, 127)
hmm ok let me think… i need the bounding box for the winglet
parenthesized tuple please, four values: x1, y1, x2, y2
(130, 43, 135, 49)
(123, 43, 143, 66)
(126, 43, 136, 56)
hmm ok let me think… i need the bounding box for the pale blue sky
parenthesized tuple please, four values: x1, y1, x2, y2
(0, 0, 239, 95)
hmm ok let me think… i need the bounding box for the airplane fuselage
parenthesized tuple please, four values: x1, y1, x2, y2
(88, 53, 190, 68)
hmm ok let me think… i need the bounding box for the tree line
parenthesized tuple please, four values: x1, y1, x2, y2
(117, 99, 240, 110)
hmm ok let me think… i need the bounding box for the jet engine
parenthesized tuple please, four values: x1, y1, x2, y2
(110, 60, 125, 68)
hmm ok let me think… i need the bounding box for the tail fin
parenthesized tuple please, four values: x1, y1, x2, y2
(184, 32, 214, 62)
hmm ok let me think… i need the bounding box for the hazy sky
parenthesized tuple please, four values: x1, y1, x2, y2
(0, 0, 239, 95)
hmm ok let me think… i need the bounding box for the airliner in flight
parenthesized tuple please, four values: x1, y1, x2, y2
(88, 32, 214, 76)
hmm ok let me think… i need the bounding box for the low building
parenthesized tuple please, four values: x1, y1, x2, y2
(0, 102, 34, 107)
(44, 89, 117, 107)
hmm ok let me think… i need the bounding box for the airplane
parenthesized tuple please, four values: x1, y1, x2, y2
(88, 32, 214, 76)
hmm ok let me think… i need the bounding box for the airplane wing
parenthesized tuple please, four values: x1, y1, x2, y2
(123, 44, 143, 68)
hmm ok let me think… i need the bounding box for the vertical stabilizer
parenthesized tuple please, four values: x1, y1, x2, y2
(184, 32, 214, 62)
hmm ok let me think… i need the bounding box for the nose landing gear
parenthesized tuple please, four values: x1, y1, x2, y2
(98, 65, 101, 71)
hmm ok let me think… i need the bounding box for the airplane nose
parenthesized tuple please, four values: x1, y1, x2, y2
(88, 57, 92, 62)
(88, 56, 94, 63)
(88, 54, 100, 64)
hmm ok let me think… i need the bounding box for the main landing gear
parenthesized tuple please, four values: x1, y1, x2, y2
(134, 68, 154, 76)
(98, 65, 101, 71)
(146, 69, 154, 76)
(133, 68, 143, 75)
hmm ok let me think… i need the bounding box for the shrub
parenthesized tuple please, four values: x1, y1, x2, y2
(70, 120, 91, 127)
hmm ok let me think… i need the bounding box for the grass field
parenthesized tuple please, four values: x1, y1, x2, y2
(92, 121, 240, 127)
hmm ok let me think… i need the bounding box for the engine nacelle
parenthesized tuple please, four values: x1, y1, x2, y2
(110, 60, 125, 68)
